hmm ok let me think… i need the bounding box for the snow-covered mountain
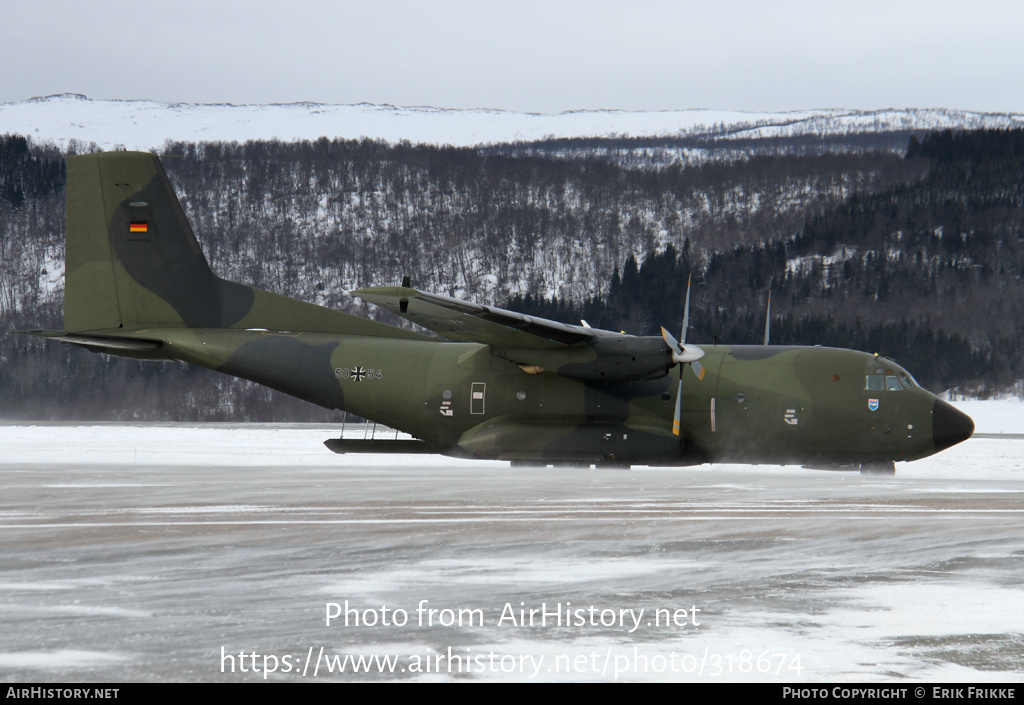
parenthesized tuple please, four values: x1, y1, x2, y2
(3, 94, 1024, 152)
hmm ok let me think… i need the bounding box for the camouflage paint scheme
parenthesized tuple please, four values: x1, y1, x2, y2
(24, 152, 974, 471)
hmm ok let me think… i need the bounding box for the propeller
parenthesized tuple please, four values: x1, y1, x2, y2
(660, 276, 706, 437)
(660, 326, 704, 365)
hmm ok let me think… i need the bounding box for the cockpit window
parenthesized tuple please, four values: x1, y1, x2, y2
(866, 357, 921, 392)
(897, 371, 918, 389)
(866, 368, 918, 392)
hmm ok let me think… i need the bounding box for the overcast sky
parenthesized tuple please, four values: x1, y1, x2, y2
(4, 0, 1023, 114)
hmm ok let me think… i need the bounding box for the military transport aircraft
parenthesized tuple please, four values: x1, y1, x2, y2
(24, 151, 974, 473)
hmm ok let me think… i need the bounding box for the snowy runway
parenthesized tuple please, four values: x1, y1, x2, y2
(1, 401, 1022, 682)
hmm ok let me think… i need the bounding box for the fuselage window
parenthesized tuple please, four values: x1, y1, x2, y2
(865, 374, 885, 391)
(885, 375, 902, 391)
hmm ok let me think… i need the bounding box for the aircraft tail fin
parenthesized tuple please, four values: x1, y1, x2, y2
(64, 151, 235, 332)
(63, 151, 429, 341)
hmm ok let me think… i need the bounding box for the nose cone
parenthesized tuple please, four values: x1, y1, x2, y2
(932, 399, 975, 452)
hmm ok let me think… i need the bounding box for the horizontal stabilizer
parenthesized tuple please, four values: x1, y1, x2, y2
(18, 330, 163, 353)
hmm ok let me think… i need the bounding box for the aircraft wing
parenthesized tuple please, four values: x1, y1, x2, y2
(349, 286, 597, 348)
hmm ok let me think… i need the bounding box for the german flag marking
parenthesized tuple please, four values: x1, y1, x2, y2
(129, 221, 148, 233)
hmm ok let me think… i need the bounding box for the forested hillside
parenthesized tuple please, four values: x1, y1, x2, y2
(512, 129, 1024, 395)
(0, 129, 1020, 420)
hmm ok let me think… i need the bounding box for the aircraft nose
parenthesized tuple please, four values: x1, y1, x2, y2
(932, 399, 974, 452)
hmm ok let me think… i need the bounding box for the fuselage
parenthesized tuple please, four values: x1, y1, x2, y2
(158, 329, 972, 467)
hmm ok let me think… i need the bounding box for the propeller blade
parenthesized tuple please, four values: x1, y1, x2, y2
(672, 378, 683, 436)
(763, 291, 771, 346)
(660, 325, 680, 352)
(681, 274, 692, 345)
(666, 276, 704, 439)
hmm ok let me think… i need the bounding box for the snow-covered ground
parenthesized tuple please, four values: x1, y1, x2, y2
(0, 400, 1021, 682)
(4, 94, 1024, 151)
(945, 399, 1023, 435)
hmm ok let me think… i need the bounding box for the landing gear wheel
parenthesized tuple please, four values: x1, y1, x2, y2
(860, 461, 895, 475)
